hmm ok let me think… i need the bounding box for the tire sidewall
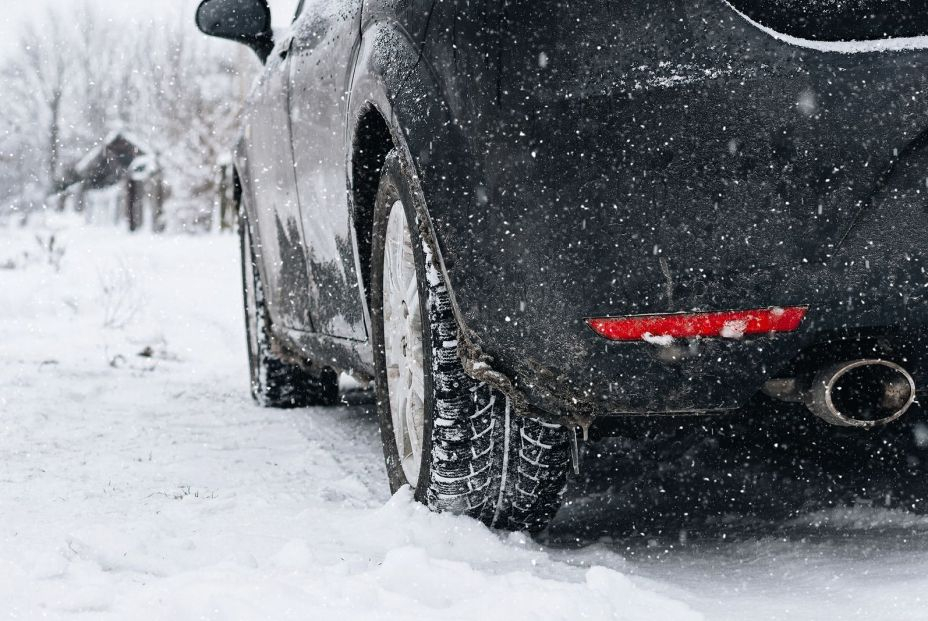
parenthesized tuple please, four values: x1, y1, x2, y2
(371, 153, 439, 499)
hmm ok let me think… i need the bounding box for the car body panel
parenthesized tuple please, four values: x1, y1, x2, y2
(289, 0, 367, 341)
(234, 0, 928, 418)
(241, 34, 317, 332)
(390, 0, 928, 413)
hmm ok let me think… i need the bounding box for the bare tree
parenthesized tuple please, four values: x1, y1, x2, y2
(0, 4, 257, 228)
(9, 12, 71, 191)
(71, 2, 131, 142)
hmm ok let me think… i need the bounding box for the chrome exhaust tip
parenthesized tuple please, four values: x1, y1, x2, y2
(802, 359, 916, 428)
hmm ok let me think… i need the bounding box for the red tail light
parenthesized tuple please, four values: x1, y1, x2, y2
(586, 307, 807, 342)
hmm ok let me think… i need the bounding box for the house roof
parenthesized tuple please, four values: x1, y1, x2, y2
(75, 130, 155, 178)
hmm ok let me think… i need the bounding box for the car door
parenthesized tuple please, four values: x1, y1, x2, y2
(243, 20, 317, 332)
(287, 0, 366, 341)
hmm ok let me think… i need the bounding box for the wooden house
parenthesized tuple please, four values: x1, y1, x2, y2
(63, 131, 165, 232)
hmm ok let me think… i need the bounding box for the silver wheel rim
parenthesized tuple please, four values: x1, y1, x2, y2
(383, 200, 426, 484)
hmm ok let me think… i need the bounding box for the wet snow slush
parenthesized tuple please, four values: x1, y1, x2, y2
(3, 216, 928, 620)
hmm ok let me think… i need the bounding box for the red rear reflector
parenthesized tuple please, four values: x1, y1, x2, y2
(586, 307, 807, 342)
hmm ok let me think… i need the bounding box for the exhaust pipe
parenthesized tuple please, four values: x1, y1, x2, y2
(763, 359, 917, 428)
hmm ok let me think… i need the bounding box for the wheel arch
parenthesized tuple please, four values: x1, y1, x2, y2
(348, 18, 478, 321)
(350, 104, 395, 314)
(347, 24, 552, 422)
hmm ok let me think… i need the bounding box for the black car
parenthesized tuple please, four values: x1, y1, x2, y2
(197, 0, 928, 532)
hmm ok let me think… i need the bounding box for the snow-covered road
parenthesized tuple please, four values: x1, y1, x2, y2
(3, 218, 928, 620)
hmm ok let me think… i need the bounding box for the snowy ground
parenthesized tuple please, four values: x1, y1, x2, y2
(3, 217, 928, 620)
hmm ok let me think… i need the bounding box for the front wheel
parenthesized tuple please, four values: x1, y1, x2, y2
(370, 151, 572, 532)
(239, 209, 339, 408)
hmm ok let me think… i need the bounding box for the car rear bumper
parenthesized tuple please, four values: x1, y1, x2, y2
(456, 173, 928, 418)
(478, 299, 928, 419)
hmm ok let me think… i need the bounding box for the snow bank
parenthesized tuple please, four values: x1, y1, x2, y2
(0, 218, 695, 620)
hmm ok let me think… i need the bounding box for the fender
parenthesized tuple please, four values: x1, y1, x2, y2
(347, 20, 558, 420)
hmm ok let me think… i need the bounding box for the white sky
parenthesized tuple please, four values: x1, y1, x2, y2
(0, 0, 300, 58)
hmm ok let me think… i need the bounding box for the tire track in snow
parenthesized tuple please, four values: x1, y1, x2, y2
(287, 403, 390, 506)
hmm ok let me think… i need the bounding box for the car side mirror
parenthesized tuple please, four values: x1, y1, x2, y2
(196, 0, 275, 63)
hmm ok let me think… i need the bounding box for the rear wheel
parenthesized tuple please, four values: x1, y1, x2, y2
(371, 151, 572, 532)
(239, 209, 339, 408)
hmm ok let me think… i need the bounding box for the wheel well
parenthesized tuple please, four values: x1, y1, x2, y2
(352, 106, 395, 309)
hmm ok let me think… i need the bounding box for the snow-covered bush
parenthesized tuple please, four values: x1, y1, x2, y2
(99, 259, 145, 330)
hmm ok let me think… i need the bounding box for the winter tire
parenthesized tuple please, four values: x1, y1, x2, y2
(239, 208, 340, 408)
(370, 151, 572, 532)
